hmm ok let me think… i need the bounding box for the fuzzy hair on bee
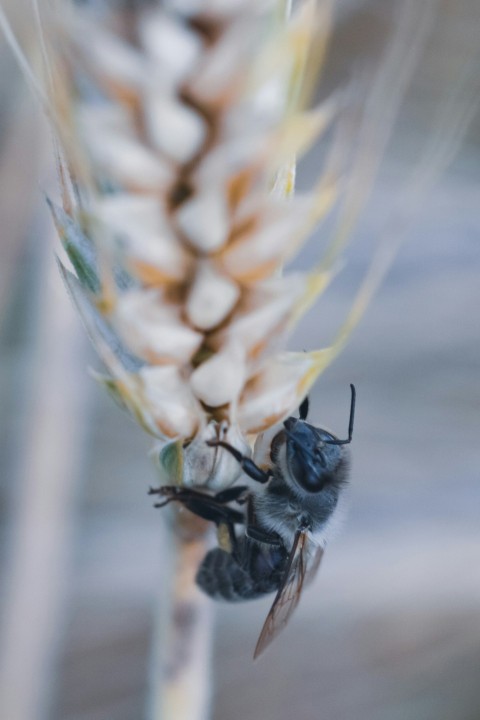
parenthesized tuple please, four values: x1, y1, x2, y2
(251, 434, 350, 550)
(150, 384, 356, 657)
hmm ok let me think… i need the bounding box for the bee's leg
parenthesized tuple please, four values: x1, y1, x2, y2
(148, 486, 245, 526)
(148, 484, 248, 506)
(212, 485, 249, 505)
(180, 484, 250, 527)
(184, 498, 244, 529)
(245, 526, 283, 546)
(207, 441, 272, 484)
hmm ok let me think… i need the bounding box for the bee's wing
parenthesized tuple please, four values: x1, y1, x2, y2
(304, 542, 324, 587)
(253, 531, 324, 659)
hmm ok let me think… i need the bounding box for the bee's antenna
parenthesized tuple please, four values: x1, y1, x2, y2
(325, 384, 356, 446)
(298, 396, 309, 421)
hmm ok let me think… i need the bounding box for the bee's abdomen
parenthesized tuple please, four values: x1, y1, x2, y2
(196, 548, 259, 601)
(196, 542, 285, 602)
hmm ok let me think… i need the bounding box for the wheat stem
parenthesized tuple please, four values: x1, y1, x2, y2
(149, 505, 214, 720)
(149, 531, 213, 720)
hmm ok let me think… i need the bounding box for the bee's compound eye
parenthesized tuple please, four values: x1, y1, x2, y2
(284, 421, 331, 492)
(296, 462, 324, 492)
(287, 446, 325, 492)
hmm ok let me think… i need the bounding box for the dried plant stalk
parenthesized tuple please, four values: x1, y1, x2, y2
(149, 531, 213, 720)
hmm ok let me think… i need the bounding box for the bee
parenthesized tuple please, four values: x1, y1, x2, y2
(149, 384, 356, 658)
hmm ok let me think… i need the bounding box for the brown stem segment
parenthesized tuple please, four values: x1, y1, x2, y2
(150, 515, 213, 720)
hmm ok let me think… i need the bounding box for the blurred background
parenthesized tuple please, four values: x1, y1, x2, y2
(0, 1, 479, 719)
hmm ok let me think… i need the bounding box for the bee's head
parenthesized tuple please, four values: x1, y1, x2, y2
(282, 385, 356, 493)
(283, 418, 346, 492)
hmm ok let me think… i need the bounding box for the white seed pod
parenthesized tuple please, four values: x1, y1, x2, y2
(78, 105, 173, 192)
(195, 129, 267, 191)
(211, 274, 305, 359)
(139, 365, 202, 439)
(238, 351, 330, 433)
(139, 8, 203, 88)
(180, 421, 251, 490)
(165, 0, 273, 20)
(111, 289, 203, 365)
(190, 18, 260, 104)
(175, 187, 230, 253)
(219, 195, 313, 282)
(143, 87, 207, 165)
(200, 99, 336, 202)
(70, 17, 145, 96)
(203, 421, 251, 490)
(190, 341, 246, 408)
(185, 260, 240, 331)
(96, 194, 192, 284)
